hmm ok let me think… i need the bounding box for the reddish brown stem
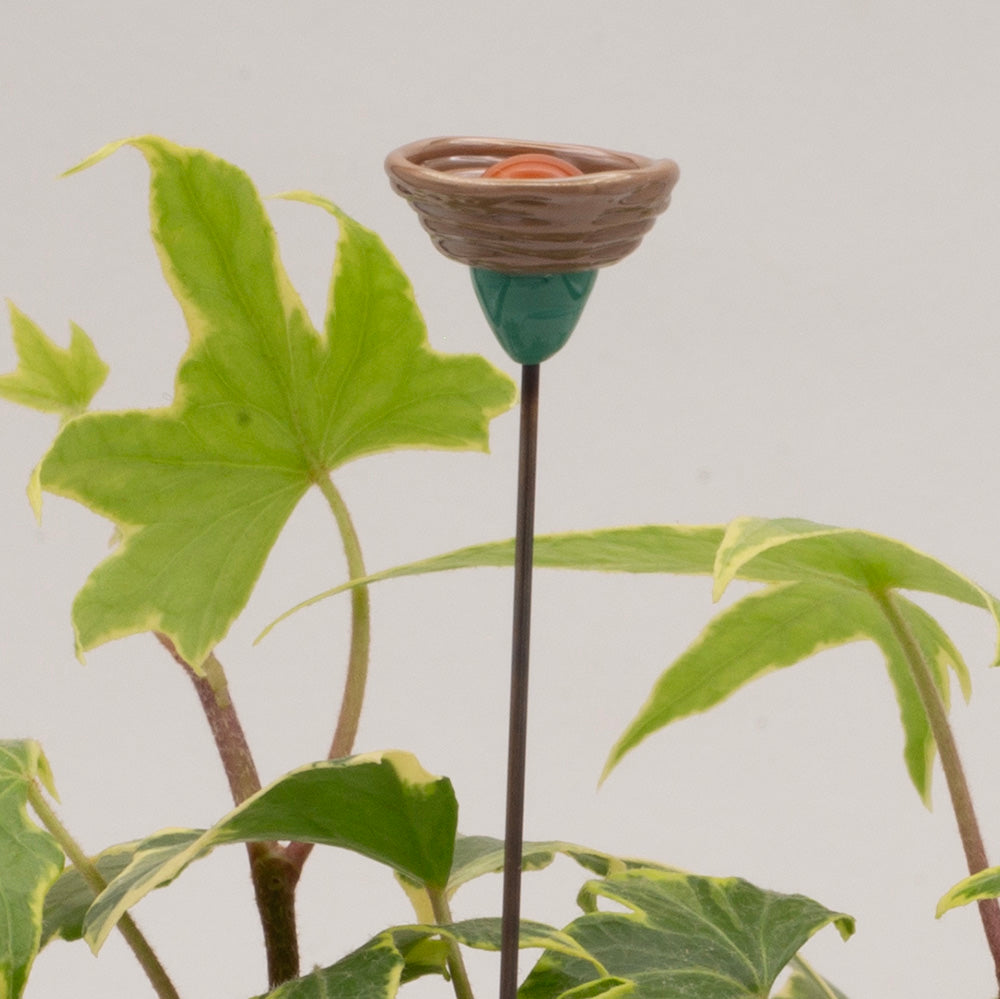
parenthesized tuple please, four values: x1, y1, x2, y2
(155, 634, 301, 987)
(157, 637, 262, 804)
(872, 594, 1000, 990)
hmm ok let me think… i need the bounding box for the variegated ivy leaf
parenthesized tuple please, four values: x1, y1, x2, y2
(83, 752, 457, 951)
(604, 581, 969, 803)
(254, 871, 849, 999)
(0, 303, 110, 517)
(251, 930, 412, 999)
(445, 834, 677, 896)
(263, 517, 998, 663)
(0, 302, 108, 418)
(712, 517, 1000, 660)
(519, 869, 853, 999)
(37, 137, 515, 667)
(40, 836, 177, 946)
(397, 833, 678, 925)
(253, 515, 993, 805)
(0, 740, 65, 999)
(259, 525, 726, 641)
(936, 865, 1000, 918)
(604, 516, 998, 800)
(773, 957, 850, 999)
(251, 919, 599, 999)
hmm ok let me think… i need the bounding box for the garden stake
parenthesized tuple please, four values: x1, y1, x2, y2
(471, 260, 601, 999)
(386, 137, 679, 999)
(501, 360, 539, 999)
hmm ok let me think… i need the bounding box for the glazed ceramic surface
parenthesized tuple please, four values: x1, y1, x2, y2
(385, 136, 679, 275)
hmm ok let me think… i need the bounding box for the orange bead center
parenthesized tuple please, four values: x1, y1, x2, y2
(483, 153, 583, 180)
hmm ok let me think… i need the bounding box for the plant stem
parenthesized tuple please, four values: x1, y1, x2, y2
(157, 637, 263, 805)
(314, 472, 371, 759)
(246, 843, 302, 987)
(874, 589, 1000, 988)
(428, 887, 476, 999)
(156, 634, 301, 987)
(286, 473, 371, 873)
(27, 782, 181, 999)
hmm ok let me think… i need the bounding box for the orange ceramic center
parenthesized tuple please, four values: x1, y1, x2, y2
(483, 153, 583, 180)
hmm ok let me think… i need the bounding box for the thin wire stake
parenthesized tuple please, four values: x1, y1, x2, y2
(499, 362, 541, 999)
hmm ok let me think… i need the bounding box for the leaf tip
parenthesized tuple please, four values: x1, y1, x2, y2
(69, 616, 88, 666)
(833, 913, 856, 941)
(20, 741, 61, 803)
(61, 135, 183, 180)
(27, 463, 43, 522)
(935, 867, 1000, 919)
(61, 138, 131, 178)
(271, 190, 349, 229)
(599, 739, 629, 786)
(934, 885, 967, 918)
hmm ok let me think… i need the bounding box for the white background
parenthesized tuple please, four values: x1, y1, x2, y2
(2, 2, 999, 997)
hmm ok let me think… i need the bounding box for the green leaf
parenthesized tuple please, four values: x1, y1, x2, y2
(882, 593, 970, 802)
(936, 865, 1000, 917)
(0, 304, 110, 517)
(519, 869, 853, 999)
(712, 517, 1000, 662)
(399, 836, 678, 933)
(428, 917, 605, 967)
(83, 752, 456, 951)
(606, 581, 878, 775)
(251, 931, 408, 999)
(0, 303, 108, 417)
(560, 975, 635, 999)
(42, 137, 516, 667)
(254, 874, 843, 999)
(604, 581, 967, 803)
(41, 839, 149, 945)
(445, 835, 677, 897)
(259, 525, 725, 641)
(773, 957, 850, 999)
(551, 978, 635, 999)
(0, 741, 65, 999)
(251, 919, 599, 999)
(255, 876, 845, 999)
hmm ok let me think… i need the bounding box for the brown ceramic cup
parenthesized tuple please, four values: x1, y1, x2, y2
(385, 137, 679, 275)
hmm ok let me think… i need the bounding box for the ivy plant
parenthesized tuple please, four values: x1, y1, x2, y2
(3, 137, 998, 999)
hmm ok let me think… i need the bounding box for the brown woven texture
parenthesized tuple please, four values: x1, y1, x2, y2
(386, 137, 679, 275)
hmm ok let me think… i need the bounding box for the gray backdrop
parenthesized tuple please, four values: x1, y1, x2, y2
(3, 2, 999, 996)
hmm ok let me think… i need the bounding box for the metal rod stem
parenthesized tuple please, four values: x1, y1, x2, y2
(499, 363, 541, 999)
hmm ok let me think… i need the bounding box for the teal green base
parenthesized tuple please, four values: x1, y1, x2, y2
(470, 268, 598, 365)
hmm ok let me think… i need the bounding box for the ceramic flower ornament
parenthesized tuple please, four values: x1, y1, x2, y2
(387, 136, 679, 999)
(385, 136, 680, 363)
